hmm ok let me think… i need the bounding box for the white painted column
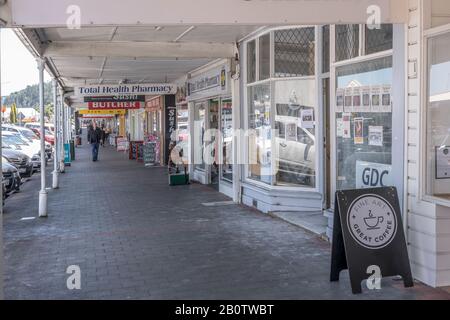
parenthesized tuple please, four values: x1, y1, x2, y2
(52, 79, 59, 189)
(231, 59, 241, 204)
(37, 58, 48, 217)
(59, 89, 65, 173)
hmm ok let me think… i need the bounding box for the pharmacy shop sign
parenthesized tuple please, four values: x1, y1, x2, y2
(330, 187, 413, 294)
(75, 83, 176, 97)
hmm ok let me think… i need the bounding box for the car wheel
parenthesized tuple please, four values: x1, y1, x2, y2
(14, 180, 21, 192)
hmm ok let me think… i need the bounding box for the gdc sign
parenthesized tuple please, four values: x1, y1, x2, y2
(356, 161, 393, 189)
(330, 187, 413, 294)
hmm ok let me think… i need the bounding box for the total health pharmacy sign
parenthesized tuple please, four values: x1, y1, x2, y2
(75, 83, 177, 97)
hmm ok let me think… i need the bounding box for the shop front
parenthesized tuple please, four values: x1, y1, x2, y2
(145, 96, 164, 165)
(239, 25, 406, 226)
(187, 60, 234, 197)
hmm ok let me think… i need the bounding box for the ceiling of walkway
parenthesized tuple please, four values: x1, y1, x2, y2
(18, 25, 264, 94)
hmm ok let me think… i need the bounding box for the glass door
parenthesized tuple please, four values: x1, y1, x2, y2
(193, 102, 206, 171)
(220, 98, 233, 183)
(208, 99, 219, 187)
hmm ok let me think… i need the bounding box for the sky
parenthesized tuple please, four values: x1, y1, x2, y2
(1, 28, 50, 98)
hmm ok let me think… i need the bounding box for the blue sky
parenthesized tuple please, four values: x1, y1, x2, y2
(1, 29, 50, 98)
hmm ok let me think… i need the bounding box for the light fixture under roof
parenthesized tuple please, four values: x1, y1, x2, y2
(154, 26, 164, 31)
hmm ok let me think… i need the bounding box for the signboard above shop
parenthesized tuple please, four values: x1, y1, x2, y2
(84, 95, 146, 103)
(187, 63, 230, 101)
(75, 83, 176, 97)
(88, 101, 144, 110)
(79, 109, 126, 115)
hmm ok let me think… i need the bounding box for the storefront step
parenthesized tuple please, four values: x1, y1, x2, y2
(269, 211, 329, 241)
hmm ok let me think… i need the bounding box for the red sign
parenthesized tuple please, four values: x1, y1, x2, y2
(88, 101, 143, 110)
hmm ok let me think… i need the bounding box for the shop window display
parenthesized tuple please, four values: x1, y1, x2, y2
(248, 84, 272, 184)
(274, 79, 316, 187)
(426, 32, 450, 201)
(246, 27, 318, 187)
(335, 56, 393, 190)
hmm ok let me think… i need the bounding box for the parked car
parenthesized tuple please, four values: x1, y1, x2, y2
(30, 128, 55, 156)
(2, 144, 34, 178)
(2, 131, 46, 170)
(24, 122, 55, 135)
(2, 156, 21, 194)
(3, 124, 53, 158)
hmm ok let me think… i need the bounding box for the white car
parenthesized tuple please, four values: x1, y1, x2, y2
(1, 131, 45, 169)
(2, 124, 52, 157)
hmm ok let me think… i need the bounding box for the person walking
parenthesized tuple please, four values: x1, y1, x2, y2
(100, 125, 106, 147)
(88, 121, 102, 161)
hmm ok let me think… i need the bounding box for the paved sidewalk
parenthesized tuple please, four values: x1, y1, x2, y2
(3, 138, 450, 300)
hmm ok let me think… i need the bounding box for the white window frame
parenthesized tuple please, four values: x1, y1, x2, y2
(242, 25, 322, 193)
(329, 24, 396, 210)
(421, 23, 450, 208)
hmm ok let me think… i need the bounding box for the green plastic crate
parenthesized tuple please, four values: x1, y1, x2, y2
(169, 173, 189, 186)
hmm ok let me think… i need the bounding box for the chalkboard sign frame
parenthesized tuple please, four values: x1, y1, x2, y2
(330, 187, 413, 294)
(143, 142, 157, 166)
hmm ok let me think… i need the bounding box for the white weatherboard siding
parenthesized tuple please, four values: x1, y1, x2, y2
(406, 0, 450, 287)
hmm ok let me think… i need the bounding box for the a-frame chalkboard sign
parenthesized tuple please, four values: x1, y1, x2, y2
(330, 187, 414, 294)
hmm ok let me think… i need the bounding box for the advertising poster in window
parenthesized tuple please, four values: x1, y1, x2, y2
(354, 118, 364, 144)
(344, 87, 353, 113)
(368, 126, 384, 147)
(299, 109, 314, 129)
(342, 113, 351, 139)
(352, 87, 362, 113)
(371, 85, 381, 112)
(286, 122, 297, 141)
(381, 84, 392, 113)
(336, 88, 344, 113)
(361, 86, 371, 112)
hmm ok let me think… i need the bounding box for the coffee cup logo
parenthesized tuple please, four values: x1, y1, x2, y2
(347, 195, 397, 249)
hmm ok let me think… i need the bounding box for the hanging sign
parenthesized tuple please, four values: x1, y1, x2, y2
(84, 95, 146, 103)
(88, 101, 143, 110)
(75, 83, 176, 97)
(330, 187, 413, 294)
(79, 109, 126, 115)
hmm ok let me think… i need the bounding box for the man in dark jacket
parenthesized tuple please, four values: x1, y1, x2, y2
(88, 121, 102, 161)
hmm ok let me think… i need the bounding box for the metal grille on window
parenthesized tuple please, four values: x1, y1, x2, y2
(274, 27, 315, 77)
(322, 25, 330, 73)
(335, 24, 359, 62)
(365, 24, 393, 55)
(247, 40, 256, 83)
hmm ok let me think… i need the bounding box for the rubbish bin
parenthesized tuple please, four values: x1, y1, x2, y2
(70, 139, 75, 160)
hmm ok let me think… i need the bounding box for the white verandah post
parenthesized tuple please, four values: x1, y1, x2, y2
(37, 58, 48, 217)
(52, 79, 59, 189)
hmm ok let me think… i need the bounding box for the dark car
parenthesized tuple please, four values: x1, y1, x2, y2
(2, 157, 21, 195)
(2, 145, 34, 178)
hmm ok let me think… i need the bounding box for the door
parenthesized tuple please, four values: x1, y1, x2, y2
(208, 98, 219, 187)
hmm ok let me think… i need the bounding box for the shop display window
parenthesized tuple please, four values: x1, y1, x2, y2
(245, 27, 317, 188)
(248, 84, 272, 184)
(274, 79, 316, 187)
(426, 32, 450, 201)
(335, 56, 393, 190)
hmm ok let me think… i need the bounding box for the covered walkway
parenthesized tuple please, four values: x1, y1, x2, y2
(3, 135, 450, 300)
